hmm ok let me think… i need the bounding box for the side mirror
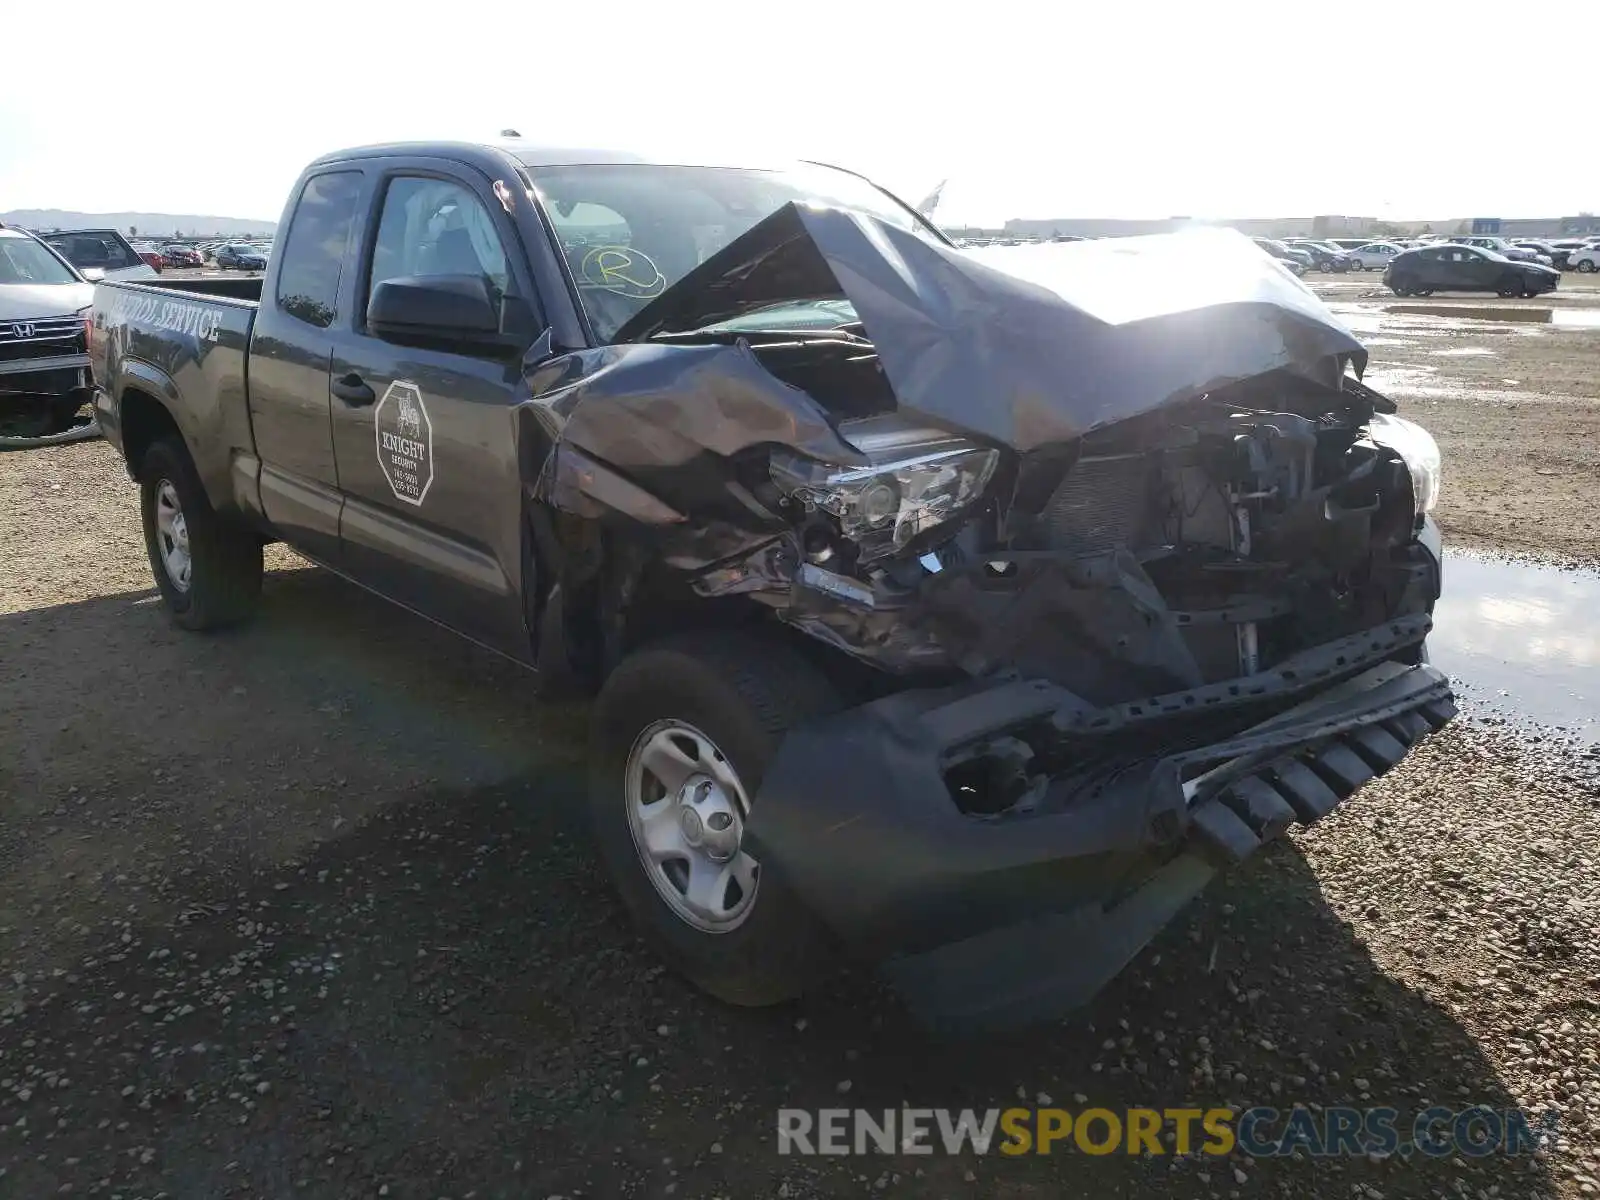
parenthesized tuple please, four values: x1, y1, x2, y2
(368, 274, 504, 346)
(81, 267, 106, 282)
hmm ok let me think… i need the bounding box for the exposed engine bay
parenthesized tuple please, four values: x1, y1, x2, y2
(685, 343, 1439, 715)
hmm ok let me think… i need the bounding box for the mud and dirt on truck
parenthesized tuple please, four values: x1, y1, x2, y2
(90, 141, 1453, 1030)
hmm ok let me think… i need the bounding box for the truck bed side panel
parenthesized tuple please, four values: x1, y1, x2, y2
(93, 281, 259, 515)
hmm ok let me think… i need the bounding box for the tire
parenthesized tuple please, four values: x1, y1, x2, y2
(1350, 260, 1365, 272)
(1389, 275, 1415, 297)
(1415, 288, 1434, 297)
(139, 436, 263, 630)
(1497, 275, 1525, 298)
(1577, 259, 1596, 273)
(588, 630, 843, 1006)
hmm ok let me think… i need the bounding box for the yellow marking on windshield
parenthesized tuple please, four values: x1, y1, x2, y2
(580, 245, 666, 298)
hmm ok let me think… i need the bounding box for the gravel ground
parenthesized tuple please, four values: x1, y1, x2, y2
(3, 298, 1600, 1197)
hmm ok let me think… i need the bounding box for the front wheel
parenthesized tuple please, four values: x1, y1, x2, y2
(1497, 276, 1526, 298)
(1577, 260, 1597, 273)
(139, 437, 263, 630)
(588, 631, 843, 1006)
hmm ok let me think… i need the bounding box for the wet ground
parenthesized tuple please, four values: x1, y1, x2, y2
(1430, 552, 1600, 745)
(1299, 272, 1600, 742)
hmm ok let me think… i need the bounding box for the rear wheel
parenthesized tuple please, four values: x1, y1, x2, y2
(139, 437, 263, 630)
(588, 630, 843, 1006)
(1389, 275, 1416, 297)
(1577, 259, 1596, 273)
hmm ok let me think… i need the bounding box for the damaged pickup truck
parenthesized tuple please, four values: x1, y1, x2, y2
(90, 140, 1453, 1030)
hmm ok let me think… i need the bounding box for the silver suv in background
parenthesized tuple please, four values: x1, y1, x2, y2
(0, 225, 97, 444)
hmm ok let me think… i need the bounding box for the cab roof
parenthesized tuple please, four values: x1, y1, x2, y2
(310, 139, 787, 174)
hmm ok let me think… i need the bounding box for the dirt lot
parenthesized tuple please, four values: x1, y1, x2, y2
(2, 287, 1600, 1198)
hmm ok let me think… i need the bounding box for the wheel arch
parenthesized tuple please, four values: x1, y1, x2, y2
(119, 383, 185, 478)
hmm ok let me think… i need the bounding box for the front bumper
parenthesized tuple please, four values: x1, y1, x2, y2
(749, 620, 1454, 1032)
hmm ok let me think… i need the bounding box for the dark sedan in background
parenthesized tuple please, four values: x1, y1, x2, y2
(214, 243, 268, 270)
(1385, 244, 1559, 298)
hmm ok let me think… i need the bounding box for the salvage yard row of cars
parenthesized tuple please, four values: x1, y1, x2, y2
(1255, 233, 1600, 276)
(20, 228, 276, 279)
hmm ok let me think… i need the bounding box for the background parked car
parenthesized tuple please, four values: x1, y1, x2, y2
(1569, 243, 1600, 273)
(215, 243, 269, 270)
(137, 250, 165, 273)
(37, 229, 158, 281)
(1285, 239, 1352, 272)
(0, 226, 96, 441)
(1385, 244, 1559, 298)
(1449, 235, 1550, 266)
(1251, 237, 1310, 275)
(159, 244, 203, 268)
(1346, 241, 1406, 271)
(1512, 240, 1569, 268)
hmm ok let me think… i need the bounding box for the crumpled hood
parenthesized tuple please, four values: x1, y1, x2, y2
(0, 281, 94, 322)
(619, 206, 1368, 453)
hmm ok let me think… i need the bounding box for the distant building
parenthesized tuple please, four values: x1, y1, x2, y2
(1495, 215, 1600, 238)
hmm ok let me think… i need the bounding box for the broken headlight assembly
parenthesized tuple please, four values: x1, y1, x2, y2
(770, 435, 999, 565)
(1367, 412, 1441, 517)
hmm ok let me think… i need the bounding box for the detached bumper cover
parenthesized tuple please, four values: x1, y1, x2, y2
(748, 653, 1454, 1031)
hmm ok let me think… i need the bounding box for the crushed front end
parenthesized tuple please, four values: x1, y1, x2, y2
(526, 214, 1454, 1029)
(735, 369, 1451, 1030)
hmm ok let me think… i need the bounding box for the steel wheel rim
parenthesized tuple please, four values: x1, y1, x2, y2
(625, 719, 759, 933)
(154, 479, 193, 592)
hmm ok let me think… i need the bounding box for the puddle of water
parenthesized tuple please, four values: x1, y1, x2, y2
(1428, 553, 1600, 744)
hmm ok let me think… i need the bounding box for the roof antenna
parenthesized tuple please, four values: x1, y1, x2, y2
(500, 128, 522, 138)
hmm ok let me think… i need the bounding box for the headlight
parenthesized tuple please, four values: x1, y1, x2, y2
(1368, 412, 1441, 517)
(771, 437, 998, 564)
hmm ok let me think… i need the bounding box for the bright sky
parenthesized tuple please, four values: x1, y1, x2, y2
(4, 0, 1597, 227)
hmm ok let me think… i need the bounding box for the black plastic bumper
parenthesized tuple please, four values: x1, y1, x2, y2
(747, 652, 1455, 1032)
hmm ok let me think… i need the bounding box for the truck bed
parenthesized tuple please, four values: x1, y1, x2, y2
(91, 277, 262, 510)
(128, 275, 264, 302)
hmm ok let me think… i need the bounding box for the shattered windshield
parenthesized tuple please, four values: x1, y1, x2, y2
(525, 163, 942, 342)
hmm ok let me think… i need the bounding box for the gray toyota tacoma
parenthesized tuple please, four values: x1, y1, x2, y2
(90, 140, 1453, 1030)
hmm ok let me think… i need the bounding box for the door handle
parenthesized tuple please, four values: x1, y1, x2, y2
(332, 372, 375, 406)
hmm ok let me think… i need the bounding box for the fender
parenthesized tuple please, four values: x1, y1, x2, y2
(112, 356, 253, 520)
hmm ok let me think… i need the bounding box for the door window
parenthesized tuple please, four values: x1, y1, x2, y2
(275, 171, 362, 329)
(368, 177, 511, 306)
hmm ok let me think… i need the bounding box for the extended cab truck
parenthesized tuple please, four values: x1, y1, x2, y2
(93, 140, 1455, 1031)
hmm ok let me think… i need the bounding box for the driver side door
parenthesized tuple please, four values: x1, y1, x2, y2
(326, 163, 539, 659)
